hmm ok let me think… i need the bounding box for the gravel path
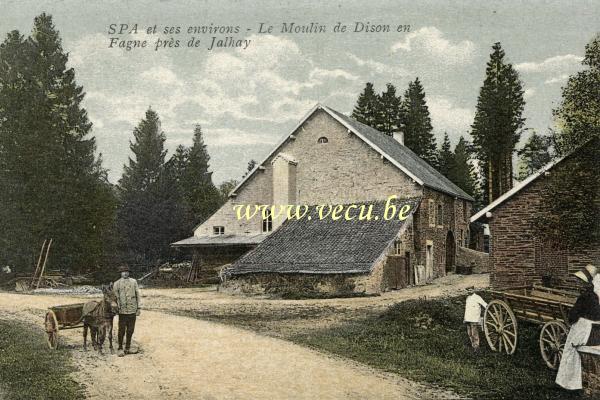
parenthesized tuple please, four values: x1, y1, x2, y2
(0, 274, 486, 399)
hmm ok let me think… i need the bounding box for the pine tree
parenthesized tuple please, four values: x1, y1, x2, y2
(0, 15, 116, 272)
(352, 82, 380, 127)
(451, 137, 479, 200)
(516, 132, 553, 180)
(437, 133, 454, 177)
(117, 108, 184, 264)
(553, 35, 600, 155)
(375, 83, 402, 136)
(242, 159, 257, 178)
(471, 42, 525, 205)
(180, 125, 221, 225)
(399, 78, 438, 167)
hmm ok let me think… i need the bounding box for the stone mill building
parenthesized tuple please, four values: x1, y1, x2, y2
(173, 104, 475, 295)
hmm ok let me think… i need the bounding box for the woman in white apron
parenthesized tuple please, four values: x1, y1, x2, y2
(556, 265, 600, 390)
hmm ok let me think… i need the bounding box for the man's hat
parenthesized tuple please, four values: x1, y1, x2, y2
(573, 264, 597, 284)
(118, 264, 130, 273)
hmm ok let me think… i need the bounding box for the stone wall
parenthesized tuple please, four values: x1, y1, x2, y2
(487, 155, 600, 289)
(222, 272, 367, 296)
(581, 351, 600, 397)
(415, 188, 472, 279)
(195, 109, 422, 237)
(456, 246, 489, 273)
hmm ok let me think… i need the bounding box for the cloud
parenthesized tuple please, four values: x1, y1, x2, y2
(515, 54, 582, 73)
(427, 96, 474, 139)
(346, 53, 410, 78)
(544, 74, 570, 84)
(524, 88, 536, 99)
(140, 66, 182, 86)
(390, 27, 476, 65)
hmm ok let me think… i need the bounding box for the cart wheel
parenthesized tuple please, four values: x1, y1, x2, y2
(540, 321, 567, 370)
(484, 300, 518, 355)
(44, 310, 59, 349)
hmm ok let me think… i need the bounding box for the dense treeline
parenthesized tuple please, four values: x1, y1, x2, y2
(0, 14, 223, 273)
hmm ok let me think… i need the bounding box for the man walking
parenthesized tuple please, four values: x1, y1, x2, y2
(113, 265, 141, 357)
(464, 290, 488, 352)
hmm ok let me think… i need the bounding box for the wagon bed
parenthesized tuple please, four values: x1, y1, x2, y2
(44, 303, 87, 349)
(484, 285, 578, 369)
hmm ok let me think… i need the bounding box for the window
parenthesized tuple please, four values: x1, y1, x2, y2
(394, 239, 402, 255)
(428, 199, 435, 227)
(317, 136, 328, 144)
(213, 226, 225, 235)
(463, 199, 468, 221)
(436, 204, 443, 226)
(262, 211, 273, 233)
(465, 229, 470, 247)
(458, 229, 464, 248)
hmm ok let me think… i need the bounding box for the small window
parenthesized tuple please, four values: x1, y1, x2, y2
(465, 229, 470, 247)
(213, 226, 225, 235)
(436, 204, 443, 226)
(428, 199, 435, 227)
(262, 211, 273, 233)
(463, 200, 468, 221)
(317, 137, 328, 144)
(394, 239, 402, 255)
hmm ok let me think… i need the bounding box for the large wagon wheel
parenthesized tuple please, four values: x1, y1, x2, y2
(484, 300, 518, 355)
(44, 310, 59, 349)
(539, 321, 568, 370)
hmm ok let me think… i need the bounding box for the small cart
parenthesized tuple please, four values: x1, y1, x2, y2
(483, 285, 577, 369)
(44, 303, 86, 349)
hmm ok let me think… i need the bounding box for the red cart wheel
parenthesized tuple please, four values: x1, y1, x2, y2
(44, 310, 59, 349)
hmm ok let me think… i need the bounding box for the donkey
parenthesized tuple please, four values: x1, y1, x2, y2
(82, 284, 118, 353)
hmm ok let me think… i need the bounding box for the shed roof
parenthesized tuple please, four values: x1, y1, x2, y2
(172, 233, 268, 248)
(229, 197, 420, 275)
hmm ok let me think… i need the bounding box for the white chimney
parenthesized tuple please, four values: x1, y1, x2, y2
(393, 131, 404, 145)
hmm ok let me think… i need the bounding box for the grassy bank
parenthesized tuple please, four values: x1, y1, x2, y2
(0, 319, 83, 400)
(291, 296, 581, 400)
(177, 295, 584, 400)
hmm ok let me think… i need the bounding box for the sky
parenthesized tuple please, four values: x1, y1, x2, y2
(2, 0, 598, 184)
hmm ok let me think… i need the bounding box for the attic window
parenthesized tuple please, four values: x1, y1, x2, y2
(394, 239, 402, 255)
(213, 226, 225, 235)
(262, 211, 273, 233)
(317, 137, 328, 144)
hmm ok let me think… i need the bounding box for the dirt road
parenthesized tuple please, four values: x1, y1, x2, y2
(0, 274, 486, 399)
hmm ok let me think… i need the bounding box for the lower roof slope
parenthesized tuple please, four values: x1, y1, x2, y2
(230, 197, 420, 275)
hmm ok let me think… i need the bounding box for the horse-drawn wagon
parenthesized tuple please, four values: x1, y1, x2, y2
(483, 284, 578, 369)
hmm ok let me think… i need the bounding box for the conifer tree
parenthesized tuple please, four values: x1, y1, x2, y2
(375, 83, 402, 136)
(451, 137, 479, 200)
(0, 14, 116, 271)
(437, 133, 454, 177)
(399, 78, 438, 167)
(471, 42, 525, 204)
(516, 132, 553, 180)
(180, 125, 221, 225)
(117, 108, 185, 264)
(352, 82, 380, 127)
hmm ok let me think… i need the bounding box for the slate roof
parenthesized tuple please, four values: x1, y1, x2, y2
(229, 104, 474, 202)
(324, 106, 474, 201)
(171, 233, 269, 247)
(230, 197, 420, 275)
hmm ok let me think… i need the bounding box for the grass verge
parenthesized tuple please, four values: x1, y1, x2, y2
(0, 319, 84, 400)
(291, 296, 582, 400)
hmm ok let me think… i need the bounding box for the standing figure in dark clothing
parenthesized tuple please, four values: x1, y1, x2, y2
(569, 265, 600, 345)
